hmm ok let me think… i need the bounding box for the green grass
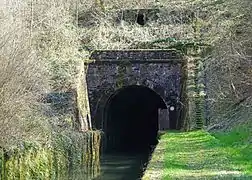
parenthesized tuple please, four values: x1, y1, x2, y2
(143, 127, 252, 180)
(162, 129, 252, 179)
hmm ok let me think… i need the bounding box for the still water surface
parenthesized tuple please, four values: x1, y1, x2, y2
(94, 153, 149, 180)
(64, 152, 150, 180)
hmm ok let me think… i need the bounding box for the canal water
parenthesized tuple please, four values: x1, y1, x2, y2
(65, 151, 151, 180)
(94, 152, 150, 180)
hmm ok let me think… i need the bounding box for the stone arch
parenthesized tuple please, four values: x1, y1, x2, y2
(92, 81, 168, 130)
(100, 84, 167, 152)
(103, 84, 167, 126)
(86, 50, 185, 133)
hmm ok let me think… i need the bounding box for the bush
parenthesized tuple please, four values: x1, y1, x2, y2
(0, 0, 89, 148)
(0, 1, 49, 147)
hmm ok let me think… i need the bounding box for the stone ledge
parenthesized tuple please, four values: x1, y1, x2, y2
(87, 59, 183, 64)
(90, 49, 183, 63)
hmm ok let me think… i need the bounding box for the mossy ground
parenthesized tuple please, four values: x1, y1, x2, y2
(143, 127, 252, 180)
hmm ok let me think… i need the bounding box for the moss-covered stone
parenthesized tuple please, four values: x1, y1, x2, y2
(76, 61, 92, 131)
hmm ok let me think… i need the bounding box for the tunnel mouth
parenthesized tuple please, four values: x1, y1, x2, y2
(103, 85, 167, 153)
(136, 13, 147, 25)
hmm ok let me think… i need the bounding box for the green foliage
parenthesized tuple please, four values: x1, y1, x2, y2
(0, 131, 101, 180)
(213, 125, 251, 146)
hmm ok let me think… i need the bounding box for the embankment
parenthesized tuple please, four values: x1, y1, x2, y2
(0, 131, 101, 180)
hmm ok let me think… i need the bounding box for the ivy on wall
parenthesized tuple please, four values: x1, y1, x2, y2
(116, 60, 131, 88)
(147, 37, 212, 130)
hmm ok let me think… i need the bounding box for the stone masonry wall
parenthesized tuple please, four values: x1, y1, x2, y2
(86, 50, 183, 130)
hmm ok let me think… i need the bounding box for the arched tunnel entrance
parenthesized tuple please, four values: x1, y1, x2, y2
(103, 85, 168, 153)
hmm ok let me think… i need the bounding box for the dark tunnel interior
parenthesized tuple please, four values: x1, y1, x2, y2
(136, 13, 147, 25)
(104, 85, 167, 153)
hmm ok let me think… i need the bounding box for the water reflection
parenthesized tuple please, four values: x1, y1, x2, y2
(93, 152, 150, 180)
(62, 151, 151, 180)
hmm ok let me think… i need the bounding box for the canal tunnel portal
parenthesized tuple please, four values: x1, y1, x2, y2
(104, 85, 167, 152)
(86, 50, 185, 152)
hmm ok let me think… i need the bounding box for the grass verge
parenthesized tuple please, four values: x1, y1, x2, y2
(142, 128, 252, 180)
